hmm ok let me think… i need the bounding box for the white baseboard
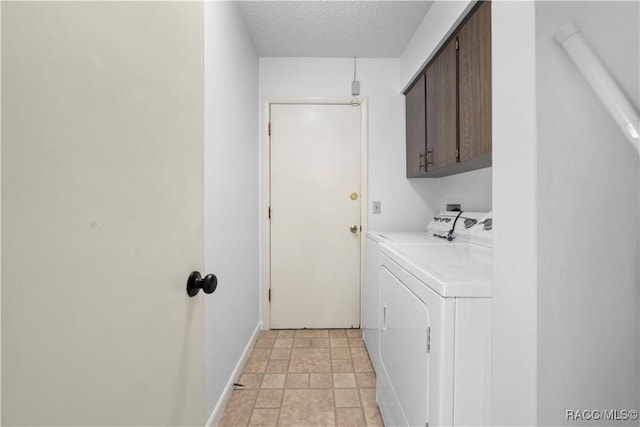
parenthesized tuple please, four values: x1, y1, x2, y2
(206, 322, 262, 427)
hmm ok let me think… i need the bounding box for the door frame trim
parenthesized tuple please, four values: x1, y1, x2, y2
(261, 97, 368, 330)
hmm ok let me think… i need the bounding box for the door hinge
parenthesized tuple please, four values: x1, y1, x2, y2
(456, 148, 460, 161)
(268, 122, 271, 136)
(268, 288, 271, 302)
(268, 206, 271, 219)
(427, 326, 431, 354)
(455, 38, 459, 50)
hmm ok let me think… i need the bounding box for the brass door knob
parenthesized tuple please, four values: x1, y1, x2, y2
(350, 225, 358, 234)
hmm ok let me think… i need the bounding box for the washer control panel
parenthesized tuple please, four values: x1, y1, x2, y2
(427, 211, 489, 241)
(469, 212, 493, 247)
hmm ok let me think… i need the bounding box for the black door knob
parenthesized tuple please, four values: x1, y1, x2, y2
(186, 271, 217, 297)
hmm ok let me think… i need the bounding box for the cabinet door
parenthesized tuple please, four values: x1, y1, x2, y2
(426, 37, 458, 171)
(458, 0, 492, 162)
(405, 74, 427, 178)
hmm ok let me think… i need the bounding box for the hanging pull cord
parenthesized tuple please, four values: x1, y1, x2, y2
(446, 211, 464, 241)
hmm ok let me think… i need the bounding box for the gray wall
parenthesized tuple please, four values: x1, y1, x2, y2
(536, 1, 639, 424)
(491, 2, 539, 423)
(204, 1, 260, 418)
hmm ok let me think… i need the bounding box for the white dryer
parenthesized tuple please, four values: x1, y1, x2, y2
(365, 212, 492, 427)
(363, 212, 488, 388)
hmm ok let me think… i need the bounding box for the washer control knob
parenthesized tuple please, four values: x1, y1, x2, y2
(464, 218, 478, 228)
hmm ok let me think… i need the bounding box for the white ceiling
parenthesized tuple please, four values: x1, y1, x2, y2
(238, 1, 433, 58)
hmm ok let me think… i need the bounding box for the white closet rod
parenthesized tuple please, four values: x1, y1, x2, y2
(554, 22, 640, 156)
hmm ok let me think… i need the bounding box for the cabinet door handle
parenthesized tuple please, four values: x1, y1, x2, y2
(426, 149, 434, 166)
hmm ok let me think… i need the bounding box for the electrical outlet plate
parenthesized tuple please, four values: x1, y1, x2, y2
(373, 201, 381, 214)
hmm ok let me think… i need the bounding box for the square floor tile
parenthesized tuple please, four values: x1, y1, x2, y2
(255, 337, 275, 348)
(349, 338, 365, 348)
(355, 372, 376, 388)
(277, 330, 295, 338)
(293, 338, 312, 348)
(237, 373, 263, 389)
(363, 406, 384, 426)
(274, 338, 293, 348)
(334, 388, 361, 408)
(336, 407, 366, 427)
(333, 373, 357, 388)
(259, 330, 278, 339)
(332, 358, 354, 373)
(255, 389, 283, 408)
(248, 408, 279, 426)
(311, 337, 330, 348)
(309, 373, 333, 388)
(330, 337, 349, 348)
(289, 348, 331, 373)
(295, 329, 329, 338)
(350, 348, 369, 359)
(331, 347, 352, 360)
(266, 359, 289, 373)
(261, 373, 286, 389)
(329, 329, 347, 338)
(285, 373, 309, 389)
(219, 389, 257, 426)
(243, 357, 268, 374)
(346, 329, 362, 338)
(250, 348, 272, 361)
(352, 356, 373, 372)
(270, 348, 291, 360)
(359, 388, 377, 408)
(279, 389, 335, 426)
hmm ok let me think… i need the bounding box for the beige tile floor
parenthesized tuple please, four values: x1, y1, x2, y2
(218, 329, 385, 427)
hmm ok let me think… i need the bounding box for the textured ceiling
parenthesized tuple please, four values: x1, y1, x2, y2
(239, 1, 433, 58)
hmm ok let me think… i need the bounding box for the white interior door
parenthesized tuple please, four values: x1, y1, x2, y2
(2, 3, 206, 426)
(270, 103, 361, 329)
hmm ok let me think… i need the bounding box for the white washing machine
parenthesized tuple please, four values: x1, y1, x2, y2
(364, 212, 492, 427)
(363, 212, 488, 382)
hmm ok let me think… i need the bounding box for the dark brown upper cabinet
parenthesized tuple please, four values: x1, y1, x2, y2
(405, 75, 428, 178)
(458, 0, 492, 163)
(405, 1, 492, 178)
(426, 36, 458, 172)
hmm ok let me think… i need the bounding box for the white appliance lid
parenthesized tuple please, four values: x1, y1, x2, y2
(379, 242, 492, 297)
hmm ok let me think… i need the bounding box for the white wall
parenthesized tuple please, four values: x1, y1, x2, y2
(490, 1, 640, 425)
(204, 2, 260, 418)
(1, 2, 3, 422)
(491, 1, 539, 424)
(439, 168, 492, 212)
(535, 1, 639, 424)
(260, 57, 440, 231)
